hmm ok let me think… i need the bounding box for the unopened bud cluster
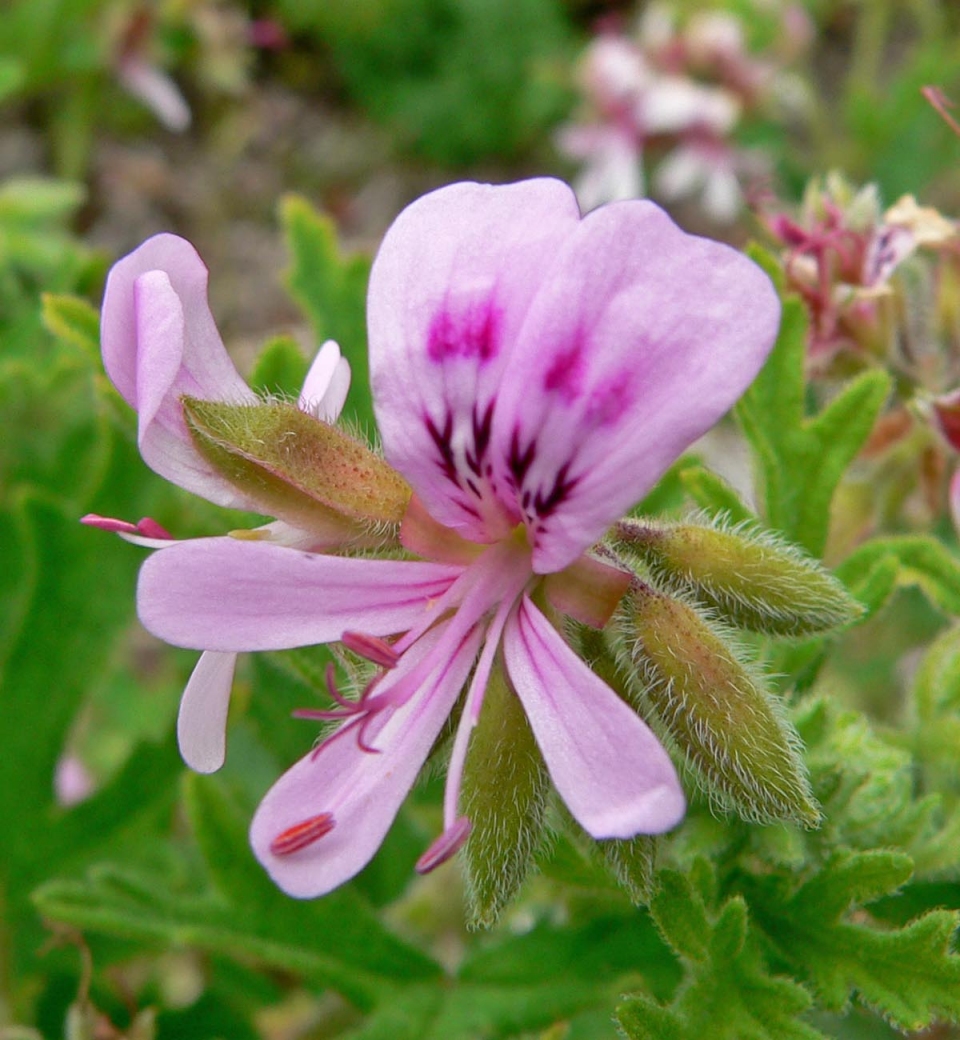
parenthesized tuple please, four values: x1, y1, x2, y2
(596, 515, 862, 827)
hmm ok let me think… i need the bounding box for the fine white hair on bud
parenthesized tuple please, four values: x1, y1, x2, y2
(610, 581, 821, 828)
(612, 512, 863, 637)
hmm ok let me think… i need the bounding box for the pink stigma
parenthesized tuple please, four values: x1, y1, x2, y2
(415, 816, 472, 874)
(341, 631, 401, 669)
(270, 812, 336, 856)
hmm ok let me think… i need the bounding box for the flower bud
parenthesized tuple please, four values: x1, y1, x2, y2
(182, 396, 410, 544)
(614, 517, 861, 636)
(619, 583, 820, 827)
(459, 659, 549, 927)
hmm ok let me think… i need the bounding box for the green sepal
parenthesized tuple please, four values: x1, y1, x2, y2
(460, 660, 549, 928)
(615, 517, 862, 636)
(594, 833, 657, 906)
(621, 586, 820, 827)
(182, 396, 410, 541)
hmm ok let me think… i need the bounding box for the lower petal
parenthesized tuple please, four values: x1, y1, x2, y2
(177, 651, 238, 773)
(250, 621, 481, 898)
(503, 597, 685, 838)
(137, 537, 462, 650)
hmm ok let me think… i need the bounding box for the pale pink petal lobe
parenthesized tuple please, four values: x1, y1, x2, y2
(503, 597, 685, 838)
(368, 179, 581, 541)
(101, 234, 257, 507)
(177, 651, 238, 773)
(299, 340, 351, 422)
(491, 199, 780, 573)
(137, 537, 462, 651)
(250, 622, 481, 898)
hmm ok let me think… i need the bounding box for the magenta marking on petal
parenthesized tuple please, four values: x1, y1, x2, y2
(427, 301, 501, 364)
(585, 374, 635, 428)
(542, 340, 586, 403)
(341, 631, 400, 669)
(415, 816, 472, 874)
(269, 812, 336, 856)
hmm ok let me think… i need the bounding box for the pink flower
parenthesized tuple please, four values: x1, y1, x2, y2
(109, 180, 780, 897)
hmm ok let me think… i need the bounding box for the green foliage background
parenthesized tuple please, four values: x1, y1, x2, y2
(1, 1, 960, 1038)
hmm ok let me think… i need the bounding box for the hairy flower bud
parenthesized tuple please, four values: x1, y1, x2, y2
(618, 583, 820, 826)
(614, 517, 861, 636)
(182, 396, 410, 544)
(459, 659, 549, 927)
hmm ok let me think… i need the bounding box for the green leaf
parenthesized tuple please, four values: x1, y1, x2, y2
(749, 850, 960, 1030)
(837, 536, 960, 616)
(280, 195, 374, 430)
(41, 292, 100, 359)
(0, 176, 85, 223)
(247, 335, 309, 397)
(619, 868, 826, 1040)
(734, 291, 891, 555)
(678, 465, 755, 524)
(36, 773, 443, 1012)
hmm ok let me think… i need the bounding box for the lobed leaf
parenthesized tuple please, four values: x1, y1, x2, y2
(733, 284, 891, 556)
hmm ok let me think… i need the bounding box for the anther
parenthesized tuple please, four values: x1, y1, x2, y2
(341, 631, 401, 669)
(269, 812, 336, 856)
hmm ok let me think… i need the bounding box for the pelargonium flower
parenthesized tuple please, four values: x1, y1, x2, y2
(105, 179, 780, 899)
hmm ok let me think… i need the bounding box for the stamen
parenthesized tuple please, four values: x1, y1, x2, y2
(269, 812, 336, 856)
(415, 817, 472, 874)
(341, 631, 401, 669)
(81, 513, 174, 539)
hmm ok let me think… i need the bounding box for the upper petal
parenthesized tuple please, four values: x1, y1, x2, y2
(299, 340, 351, 422)
(101, 234, 257, 507)
(137, 536, 462, 650)
(503, 597, 684, 838)
(250, 621, 481, 898)
(368, 179, 581, 542)
(490, 198, 780, 572)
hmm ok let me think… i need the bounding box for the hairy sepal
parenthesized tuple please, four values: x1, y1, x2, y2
(460, 659, 549, 928)
(620, 585, 821, 827)
(595, 833, 657, 905)
(615, 516, 862, 637)
(183, 396, 410, 542)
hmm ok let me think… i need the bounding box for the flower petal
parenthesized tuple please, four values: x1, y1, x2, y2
(490, 199, 780, 572)
(299, 340, 351, 422)
(177, 651, 238, 773)
(250, 621, 481, 898)
(503, 596, 684, 838)
(101, 234, 257, 507)
(368, 179, 581, 541)
(137, 536, 462, 650)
